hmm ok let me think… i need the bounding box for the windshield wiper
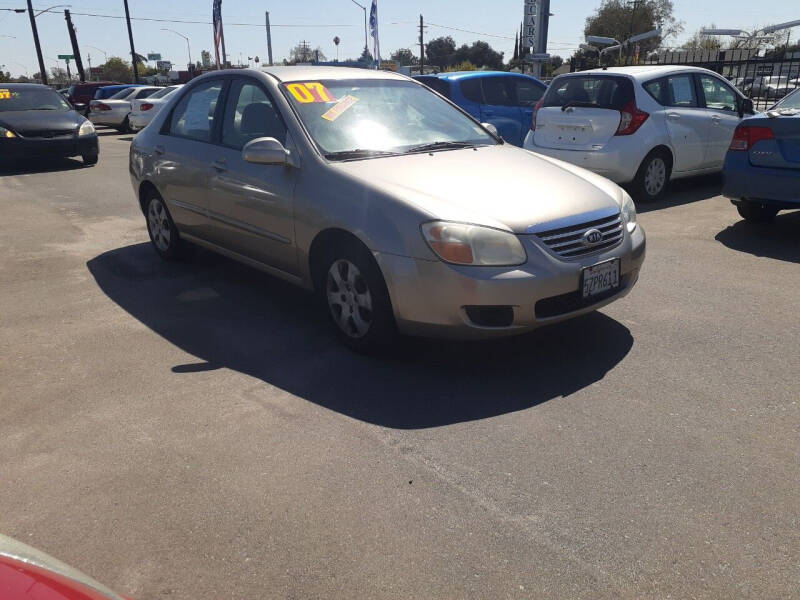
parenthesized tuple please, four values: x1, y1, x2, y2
(324, 149, 400, 161)
(561, 101, 604, 111)
(404, 141, 481, 154)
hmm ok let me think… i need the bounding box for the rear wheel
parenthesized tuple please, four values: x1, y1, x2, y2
(737, 201, 779, 223)
(145, 191, 182, 259)
(632, 149, 671, 202)
(319, 241, 396, 353)
(118, 116, 131, 133)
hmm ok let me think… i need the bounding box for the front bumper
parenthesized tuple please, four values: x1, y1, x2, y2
(0, 134, 98, 160)
(523, 132, 641, 184)
(377, 224, 646, 339)
(723, 152, 800, 207)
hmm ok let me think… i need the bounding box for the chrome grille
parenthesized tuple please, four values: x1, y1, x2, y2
(535, 212, 623, 259)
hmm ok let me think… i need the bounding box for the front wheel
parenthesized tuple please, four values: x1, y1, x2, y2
(632, 150, 671, 202)
(145, 192, 182, 259)
(82, 151, 98, 166)
(737, 202, 779, 223)
(321, 242, 396, 353)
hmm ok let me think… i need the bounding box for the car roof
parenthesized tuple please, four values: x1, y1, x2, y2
(425, 71, 543, 82)
(99, 83, 145, 89)
(259, 66, 408, 82)
(0, 83, 51, 90)
(565, 65, 714, 80)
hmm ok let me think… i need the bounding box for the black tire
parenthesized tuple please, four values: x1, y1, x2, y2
(318, 240, 396, 353)
(119, 116, 131, 134)
(144, 190, 183, 260)
(82, 152, 98, 166)
(631, 149, 672, 203)
(737, 202, 779, 223)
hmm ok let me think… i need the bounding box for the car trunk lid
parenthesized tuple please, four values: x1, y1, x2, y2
(747, 111, 800, 170)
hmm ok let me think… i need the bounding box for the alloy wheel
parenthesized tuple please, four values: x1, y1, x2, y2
(326, 259, 373, 338)
(147, 198, 172, 252)
(644, 157, 666, 197)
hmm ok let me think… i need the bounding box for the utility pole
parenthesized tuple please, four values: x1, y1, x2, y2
(26, 0, 47, 85)
(122, 0, 139, 82)
(64, 10, 85, 82)
(64, 58, 71, 82)
(265, 11, 273, 66)
(87, 54, 92, 80)
(419, 14, 425, 74)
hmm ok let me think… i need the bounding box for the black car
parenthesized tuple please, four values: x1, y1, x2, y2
(0, 83, 99, 165)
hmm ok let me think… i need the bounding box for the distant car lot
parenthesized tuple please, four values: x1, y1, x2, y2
(0, 132, 798, 599)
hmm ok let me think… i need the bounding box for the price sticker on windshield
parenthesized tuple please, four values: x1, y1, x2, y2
(285, 82, 336, 103)
(321, 95, 359, 121)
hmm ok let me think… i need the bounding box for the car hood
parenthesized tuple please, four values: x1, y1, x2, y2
(0, 109, 84, 134)
(331, 144, 623, 233)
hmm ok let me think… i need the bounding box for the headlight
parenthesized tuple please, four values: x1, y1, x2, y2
(621, 192, 637, 233)
(0, 125, 16, 138)
(78, 120, 96, 136)
(421, 221, 527, 266)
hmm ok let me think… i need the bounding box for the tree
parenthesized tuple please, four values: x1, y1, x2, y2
(0, 71, 10, 83)
(453, 41, 504, 70)
(584, 0, 683, 54)
(101, 57, 133, 82)
(390, 48, 417, 66)
(425, 36, 457, 70)
(445, 60, 477, 73)
(681, 28, 722, 51)
(288, 42, 326, 64)
(358, 47, 374, 64)
(49, 67, 68, 84)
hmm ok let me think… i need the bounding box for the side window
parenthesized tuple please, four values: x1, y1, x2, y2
(168, 80, 224, 143)
(698, 75, 737, 112)
(482, 77, 513, 106)
(666, 75, 697, 108)
(644, 79, 665, 105)
(511, 78, 544, 107)
(137, 89, 157, 99)
(221, 79, 286, 150)
(459, 78, 483, 104)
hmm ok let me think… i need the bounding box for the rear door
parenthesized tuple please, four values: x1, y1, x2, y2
(478, 76, 523, 144)
(644, 74, 707, 173)
(696, 74, 742, 169)
(507, 75, 546, 146)
(532, 74, 631, 152)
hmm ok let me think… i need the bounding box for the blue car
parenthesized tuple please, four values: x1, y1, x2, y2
(414, 71, 547, 146)
(93, 84, 147, 100)
(723, 87, 800, 222)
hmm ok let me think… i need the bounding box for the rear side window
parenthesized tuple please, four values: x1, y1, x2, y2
(482, 77, 512, 106)
(168, 80, 223, 143)
(459, 78, 483, 104)
(542, 75, 634, 110)
(644, 79, 664, 104)
(416, 77, 451, 99)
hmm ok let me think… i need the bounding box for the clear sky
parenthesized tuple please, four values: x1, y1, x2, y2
(0, 0, 797, 77)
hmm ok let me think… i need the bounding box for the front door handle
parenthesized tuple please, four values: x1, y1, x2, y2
(211, 159, 227, 172)
(667, 113, 680, 121)
(711, 114, 721, 124)
(153, 144, 165, 155)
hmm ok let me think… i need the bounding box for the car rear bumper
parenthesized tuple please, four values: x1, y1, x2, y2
(128, 113, 152, 131)
(376, 224, 646, 339)
(89, 112, 125, 127)
(523, 132, 641, 183)
(0, 134, 98, 160)
(723, 152, 800, 206)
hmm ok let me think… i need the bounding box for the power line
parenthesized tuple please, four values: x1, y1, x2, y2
(426, 22, 514, 40)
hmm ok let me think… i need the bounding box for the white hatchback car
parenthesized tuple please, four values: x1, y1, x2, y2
(129, 84, 184, 132)
(524, 66, 755, 201)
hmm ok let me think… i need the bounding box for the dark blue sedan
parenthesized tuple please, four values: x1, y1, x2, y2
(414, 71, 547, 147)
(723, 88, 800, 222)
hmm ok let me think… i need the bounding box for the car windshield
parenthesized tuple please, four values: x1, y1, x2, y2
(150, 86, 178, 99)
(0, 87, 71, 112)
(281, 79, 496, 159)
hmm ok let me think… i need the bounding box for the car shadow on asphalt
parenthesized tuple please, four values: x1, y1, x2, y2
(633, 174, 722, 214)
(715, 210, 800, 264)
(0, 157, 86, 176)
(86, 243, 634, 429)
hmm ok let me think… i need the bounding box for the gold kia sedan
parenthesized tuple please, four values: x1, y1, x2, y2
(129, 67, 645, 352)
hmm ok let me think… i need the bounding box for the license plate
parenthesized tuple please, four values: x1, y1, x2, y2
(581, 259, 620, 299)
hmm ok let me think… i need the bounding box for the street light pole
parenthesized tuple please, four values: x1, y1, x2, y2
(348, 0, 368, 57)
(161, 28, 192, 68)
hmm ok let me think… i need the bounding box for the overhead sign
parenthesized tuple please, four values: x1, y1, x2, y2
(156, 60, 172, 71)
(57, 54, 74, 60)
(147, 53, 162, 61)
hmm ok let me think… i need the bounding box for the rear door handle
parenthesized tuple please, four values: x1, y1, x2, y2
(212, 159, 227, 172)
(153, 144, 165, 155)
(711, 114, 722, 124)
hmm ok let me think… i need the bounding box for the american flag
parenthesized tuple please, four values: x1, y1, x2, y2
(369, 0, 380, 67)
(212, 0, 223, 68)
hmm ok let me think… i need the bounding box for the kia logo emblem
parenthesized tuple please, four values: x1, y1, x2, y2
(582, 229, 603, 246)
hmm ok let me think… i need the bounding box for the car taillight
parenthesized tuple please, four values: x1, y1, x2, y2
(729, 125, 775, 151)
(95, 102, 111, 111)
(530, 97, 544, 131)
(615, 99, 649, 136)
(139, 103, 154, 111)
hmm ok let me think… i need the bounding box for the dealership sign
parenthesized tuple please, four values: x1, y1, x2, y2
(522, 0, 550, 55)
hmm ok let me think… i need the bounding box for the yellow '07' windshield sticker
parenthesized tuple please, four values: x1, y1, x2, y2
(0, 90, 11, 100)
(321, 95, 359, 122)
(285, 82, 335, 103)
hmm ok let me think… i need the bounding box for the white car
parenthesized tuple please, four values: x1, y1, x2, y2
(524, 66, 754, 201)
(88, 86, 160, 132)
(129, 84, 184, 132)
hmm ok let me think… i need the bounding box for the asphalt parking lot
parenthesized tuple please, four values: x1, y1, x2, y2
(1, 131, 798, 599)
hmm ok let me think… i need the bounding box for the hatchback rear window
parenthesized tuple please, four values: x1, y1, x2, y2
(542, 75, 634, 110)
(416, 77, 451, 99)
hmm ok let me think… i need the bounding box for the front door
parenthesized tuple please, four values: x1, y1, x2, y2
(206, 77, 298, 275)
(696, 74, 742, 169)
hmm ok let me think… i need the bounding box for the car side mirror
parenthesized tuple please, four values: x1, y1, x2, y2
(242, 137, 291, 166)
(481, 122, 499, 137)
(740, 98, 754, 118)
